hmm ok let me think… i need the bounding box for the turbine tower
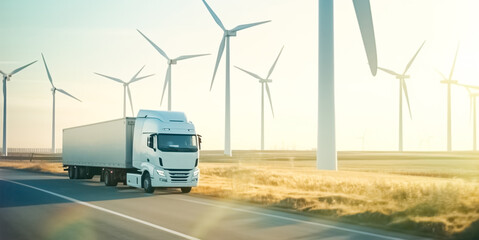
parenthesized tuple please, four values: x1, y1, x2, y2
(377, 41, 425, 152)
(317, 0, 377, 170)
(0, 60, 37, 156)
(437, 45, 460, 152)
(95, 67, 154, 117)
(456, 83, 479, 151)
(235, 46, 284, 151)
(201, 0, 270, 156)
(137, 29, 209, 111)
(41, 54, 81, 153)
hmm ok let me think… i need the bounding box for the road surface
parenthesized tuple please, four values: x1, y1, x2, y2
(0, 168, 429, 240)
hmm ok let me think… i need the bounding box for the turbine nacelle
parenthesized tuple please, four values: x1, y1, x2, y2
(260, 79, 272, 83)
(168, 59, 177, 65)
(396, 75, 410, 80)
(225, 30, 237, 37)
(441, 80, 458, 84)
(1, 74, 12, 81)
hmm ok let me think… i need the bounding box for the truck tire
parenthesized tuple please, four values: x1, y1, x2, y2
(78, 167, 86, 179)
(84, 167, 94, 179)
(73, 166, 80, 179)
(68, 166, 76, 179)
(181, 187, 192, 193)
(104, 170, 117, 186)
(143, 173, 154, 193)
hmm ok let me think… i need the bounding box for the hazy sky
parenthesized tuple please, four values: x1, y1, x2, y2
(1, 0, 479, 151)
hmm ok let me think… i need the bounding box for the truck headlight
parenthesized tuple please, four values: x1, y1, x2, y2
(194, 169, 200, 176)
(156, 170, 165, 177)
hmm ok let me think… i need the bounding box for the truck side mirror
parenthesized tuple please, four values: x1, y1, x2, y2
(197, 135, 202, 150)
(152, 135, 158, 152)
(147, 134, 156, 151)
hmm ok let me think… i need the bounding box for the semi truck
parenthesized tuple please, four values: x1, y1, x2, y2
(62, 110, 201, 193)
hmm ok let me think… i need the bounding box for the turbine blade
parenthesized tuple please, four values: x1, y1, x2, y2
(130, 65, 145, 83)
(137, 29, 169, 60)
(265, 82, 274, 117)
(210, 36, 226, 91)
(402, 79, 412, 119)
(234, 66, 263, 81)
(57, 89, 81, 102)
(435, 68, 447, 80)
(456, 83, 479, 90)
(174, 54, 210, 61)
(266, 46, 284, 79)
(94, 73, 124, 84)
(130, 74, 154, 84)
(378, 67, 400, 76)
(353, 0, 377, 76)
(231, 20, 270, 32)
(41, 54, 54, 87)
(201, 0, 226, 31)
(0, 70, 5, 76)
(127, 86, 134, 115)
(403, 41, 426, 75)
(448, 44, 460, 80)
(161, 65, 171, 106)
(10, 60, 37, 75)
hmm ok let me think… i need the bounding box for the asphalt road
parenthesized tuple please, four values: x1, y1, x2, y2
(0, 168, 429, 240)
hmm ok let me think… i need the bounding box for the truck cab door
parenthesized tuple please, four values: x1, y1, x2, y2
(146, 134, 158, 164)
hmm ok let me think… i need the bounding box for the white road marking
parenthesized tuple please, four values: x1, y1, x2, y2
(0, 178, 200, 240)
(177, 197, 404, 240)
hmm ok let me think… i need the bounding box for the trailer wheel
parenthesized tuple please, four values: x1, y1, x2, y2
(78, 167, 86, 179)
(68, 166, 76, 179)
(104, 170, 117, 186)
(84, 167, 94, 179)
(180, 187, 191, 193)
(73, 166, 80, 179)
(142, 173, 154, 193)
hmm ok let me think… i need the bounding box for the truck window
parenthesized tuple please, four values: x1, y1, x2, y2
(157, 134, 198, 152)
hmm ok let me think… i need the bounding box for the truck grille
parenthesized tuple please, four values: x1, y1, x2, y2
(166, 169, 191, 182)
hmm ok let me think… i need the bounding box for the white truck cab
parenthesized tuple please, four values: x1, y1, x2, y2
(128, 110, 200, 193)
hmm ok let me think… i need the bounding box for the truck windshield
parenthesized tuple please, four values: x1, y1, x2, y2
(157, 134, 198, 152)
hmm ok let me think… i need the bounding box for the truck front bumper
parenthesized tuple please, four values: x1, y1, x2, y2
(151, 168, 199, 187)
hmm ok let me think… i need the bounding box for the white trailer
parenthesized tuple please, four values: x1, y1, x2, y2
(62, 110, 201, 193)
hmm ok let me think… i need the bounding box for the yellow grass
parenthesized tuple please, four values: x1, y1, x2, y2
(0, 161, 64, 174)
(192, 162, 479, 238)
(2, 151, 479, 239)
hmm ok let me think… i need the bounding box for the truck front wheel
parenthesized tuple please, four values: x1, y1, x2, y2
(143, 173, 154, 193)
(181, 187, 192, 193)
(104, 170, 118, 186)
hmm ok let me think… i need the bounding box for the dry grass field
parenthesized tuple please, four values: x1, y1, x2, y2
(1, 150, 478, 239)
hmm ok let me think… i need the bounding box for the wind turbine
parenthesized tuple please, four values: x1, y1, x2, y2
(201, 0, 270, 156)
(456, 83, 479, 151)
(95, 67, 154, 117)
(137, 29, 209, 111)
(377, 41, 425, 152)
(437, 45, 460, 152)
(317, 0, 377, 170)
(41, 54, 81, 153)
(235, 46, 284, 151)
(1, 60, 37, 156)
